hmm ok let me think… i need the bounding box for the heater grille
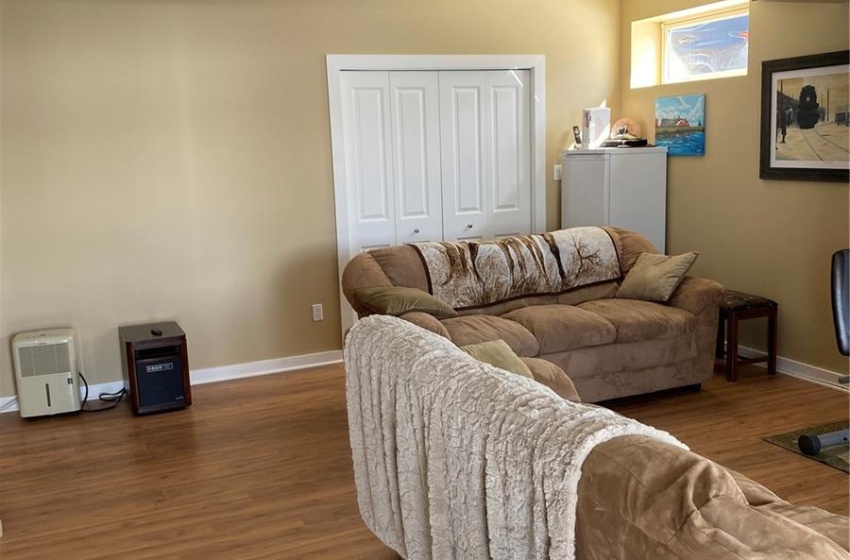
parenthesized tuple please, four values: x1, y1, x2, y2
(17, 343, 71, 377)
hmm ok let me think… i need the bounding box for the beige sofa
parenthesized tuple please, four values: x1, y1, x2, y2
(342, 226, 723, 402)
(345, 314, 850, 559)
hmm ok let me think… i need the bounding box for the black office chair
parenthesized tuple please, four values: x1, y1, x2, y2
(798, 249, 850, 456)
(831, 249, 849, 358)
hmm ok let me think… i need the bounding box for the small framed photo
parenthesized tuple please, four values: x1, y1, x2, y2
(760, 50, 849, 182)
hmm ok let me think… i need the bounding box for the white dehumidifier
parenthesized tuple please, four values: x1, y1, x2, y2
(12, 328, 81, 418)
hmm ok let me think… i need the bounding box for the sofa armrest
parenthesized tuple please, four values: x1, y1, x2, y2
(577, 436, 850, 559)
(342, 252, 393, 317)
(667, 276, 724, 316)
(398, 311, 451, 339)
(728, 469, 850, 551)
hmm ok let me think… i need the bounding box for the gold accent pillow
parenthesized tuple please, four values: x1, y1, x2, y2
(352, 286, 457, 318)
(461, 339, 534, 379)
(617, 251, 699, 303)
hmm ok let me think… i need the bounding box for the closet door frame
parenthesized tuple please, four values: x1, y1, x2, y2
(327, 54, 547, 337)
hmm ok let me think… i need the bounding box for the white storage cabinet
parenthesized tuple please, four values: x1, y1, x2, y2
(560, 146, 668, 253)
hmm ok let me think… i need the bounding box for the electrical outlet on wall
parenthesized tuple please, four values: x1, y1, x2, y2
(312, 303, 324, 322)
(554, 164, 562, 181)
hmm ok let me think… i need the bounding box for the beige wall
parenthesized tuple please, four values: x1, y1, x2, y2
(0, 0, 621, 396)
(621, 1, 850, 373)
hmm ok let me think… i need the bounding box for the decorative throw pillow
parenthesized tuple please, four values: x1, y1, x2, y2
(616, 251, 699, 303)
(460, 339, 534, 379)
(352, 286, 457, 318)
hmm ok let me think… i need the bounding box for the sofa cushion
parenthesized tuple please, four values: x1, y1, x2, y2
(617, 251, 699, 303)
(352, 286, 457, 318)
(461, 340, 533, 379)
(520, 357, 581, 402)
(577, 299, 695, 343)
(441, 315, 540, 357)
(502, 304, 616, 354)
(555, 281, 619, 306)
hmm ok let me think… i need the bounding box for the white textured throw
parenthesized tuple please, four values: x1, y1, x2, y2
(345, 315, 686, 560)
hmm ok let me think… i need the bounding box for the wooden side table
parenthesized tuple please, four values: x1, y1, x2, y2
(715, 290, 778, 382)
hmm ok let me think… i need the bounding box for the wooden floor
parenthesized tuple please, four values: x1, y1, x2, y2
(0, 362, 847, 559)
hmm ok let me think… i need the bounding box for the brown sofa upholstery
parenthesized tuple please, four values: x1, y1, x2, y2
(578, 436, 849, 559)
(342, 227, 724, 403)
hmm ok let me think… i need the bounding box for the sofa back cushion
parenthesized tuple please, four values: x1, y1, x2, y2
(440, 315, 541, 357)
(610, 227, 658, 272)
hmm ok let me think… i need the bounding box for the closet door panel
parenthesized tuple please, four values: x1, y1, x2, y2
(340, 70, 533, 250)
(440, 72, 489, 242)
(488, 70, 531, 237)
(390, 72, 443, 244)
(341, 71, 396, 249)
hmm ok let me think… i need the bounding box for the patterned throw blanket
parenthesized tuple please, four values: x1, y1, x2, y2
(345, 315, 686, 560)
(411, 227, 621, 309)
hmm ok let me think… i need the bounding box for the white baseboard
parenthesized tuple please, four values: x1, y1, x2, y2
(188, 350, 343, 385)
(0, 350, 343, 414)
(737, 345, 849, 392)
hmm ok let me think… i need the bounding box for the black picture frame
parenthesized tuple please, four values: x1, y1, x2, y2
(759, 50, 849, 183)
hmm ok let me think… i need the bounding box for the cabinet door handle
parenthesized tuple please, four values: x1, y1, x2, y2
(466, 223, 473, 229)
(414, 228, 420, 234)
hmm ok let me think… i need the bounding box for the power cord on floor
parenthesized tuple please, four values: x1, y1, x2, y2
(78, 372, 126, 412)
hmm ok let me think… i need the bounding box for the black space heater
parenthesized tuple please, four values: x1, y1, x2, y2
(120, 321, 192, 415)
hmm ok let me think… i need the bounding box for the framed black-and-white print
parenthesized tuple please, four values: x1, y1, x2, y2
(760, 50, 849, 182)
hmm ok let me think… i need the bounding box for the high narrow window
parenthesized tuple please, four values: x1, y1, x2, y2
(630, 1, 749, 89)
(662, 8, 749, 84)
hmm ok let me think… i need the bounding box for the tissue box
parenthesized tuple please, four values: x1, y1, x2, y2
(581, 108, 611, 149)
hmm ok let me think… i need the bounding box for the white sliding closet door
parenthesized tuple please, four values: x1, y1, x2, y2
(340, 71, 443, 251)
(439, 70, 530, 241)
(390, 72, 443, 244)
(340, 71, 395, 253)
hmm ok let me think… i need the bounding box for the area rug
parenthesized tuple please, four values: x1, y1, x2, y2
(765, 420, 849, 473)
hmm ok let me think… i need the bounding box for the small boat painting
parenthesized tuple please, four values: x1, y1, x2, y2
(655, 94, 706, 156)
